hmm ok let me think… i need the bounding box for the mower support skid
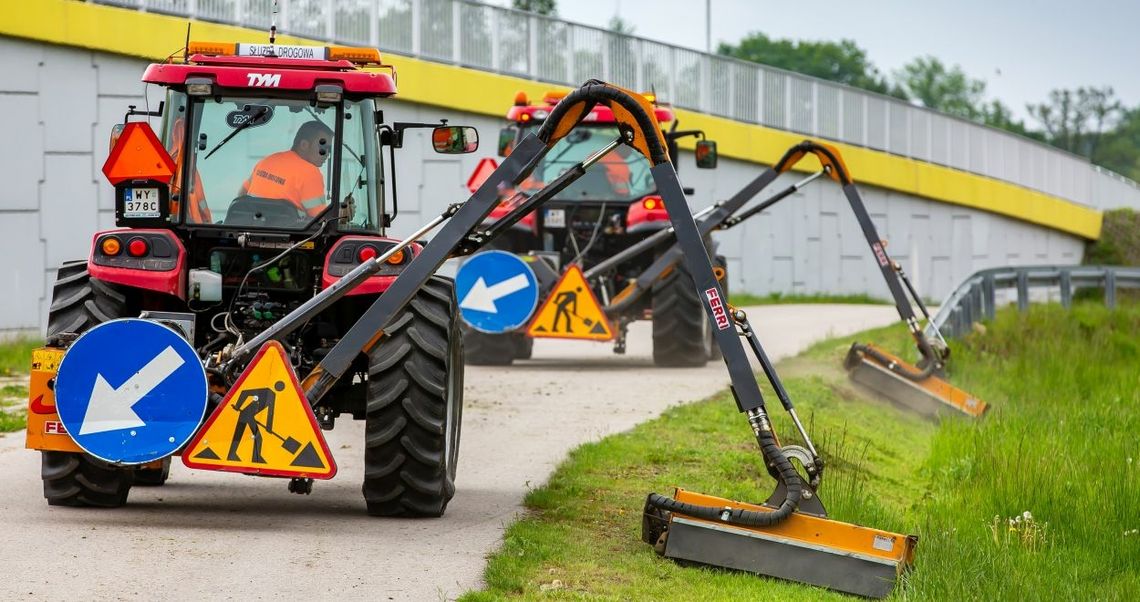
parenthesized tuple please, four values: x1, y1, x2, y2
(845, 343, 987, 418)
(643, 489, 917, 599)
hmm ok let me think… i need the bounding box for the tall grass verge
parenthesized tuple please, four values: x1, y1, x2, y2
(463, 303, 1140, 600)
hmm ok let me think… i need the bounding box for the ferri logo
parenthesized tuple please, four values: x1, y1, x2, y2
(247, 73, 282, 87)
(704, 287, 731, 330)
(871, 242, 890, 267)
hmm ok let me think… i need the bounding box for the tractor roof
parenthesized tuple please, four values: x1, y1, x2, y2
(141, 42, 397, 96)
(507, 91, 674, 126)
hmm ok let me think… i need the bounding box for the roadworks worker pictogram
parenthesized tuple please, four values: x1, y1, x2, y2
(527, 265, 614, 341)
(182, 341, 337, 479)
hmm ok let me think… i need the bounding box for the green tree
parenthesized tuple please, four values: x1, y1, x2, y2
(608, 15, 635, 34)
(1095, 106, 1140, 179)
(512, 0, 557, 16)
(896, 56, 986, 119)
(978, 99, 1040, 140)
(1028, 87, 1122, 160)
(717, 32, 903, 98)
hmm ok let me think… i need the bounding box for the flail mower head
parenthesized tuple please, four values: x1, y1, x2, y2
(845, 341, 987, 419)
(751, 141, 990, 420)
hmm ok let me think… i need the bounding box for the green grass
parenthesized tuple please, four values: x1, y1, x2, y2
(730, 291, 889, 306)
(0, 337, 41, 377)
(0, 337, 38, 432)
(0, 410, 26, 433)
(463, 303, 1140, 600)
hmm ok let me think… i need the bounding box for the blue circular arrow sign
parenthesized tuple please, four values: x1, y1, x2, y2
(54, 319, 208, 465)
(456, 250, 540, 333)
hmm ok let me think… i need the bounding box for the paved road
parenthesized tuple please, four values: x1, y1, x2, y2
(0, 304, 897, 601)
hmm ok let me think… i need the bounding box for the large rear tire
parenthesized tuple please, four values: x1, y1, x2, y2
(364, 277, 463, 517)
(651, 265, 712, 367)
(41, 261, 135, 507)
(461, 325, 517, 366)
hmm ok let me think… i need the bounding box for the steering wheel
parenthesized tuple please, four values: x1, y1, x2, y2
(224, 195, 310, 228)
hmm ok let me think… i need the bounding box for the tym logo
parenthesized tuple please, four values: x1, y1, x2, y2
(247, 73, 281, 87)
(704, 287, 731, 330)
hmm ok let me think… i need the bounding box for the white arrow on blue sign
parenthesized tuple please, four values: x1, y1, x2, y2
(54, 319, 208, 465)
(456, 250, 540, 333)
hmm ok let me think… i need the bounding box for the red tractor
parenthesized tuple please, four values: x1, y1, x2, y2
(25, 40, 475, 516)
(460, 91, 721, 366)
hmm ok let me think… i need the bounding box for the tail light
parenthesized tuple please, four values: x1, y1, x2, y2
(127, 238, 149, 257)
(357, 245, 379, 262)
(100, 236, 123, 256)
(386, 248, 407, 265)
(626, 195, 670, 233)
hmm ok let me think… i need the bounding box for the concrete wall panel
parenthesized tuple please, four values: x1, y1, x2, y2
(0, 94, 44, 210)
(0, 213, 46, 331)
(40, 154, 99, 270)
(0, 39, 41, 94)
(39, 46, 97, 154)
(0, 36, 1090, 334)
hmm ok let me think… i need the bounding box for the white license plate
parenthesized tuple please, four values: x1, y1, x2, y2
(124, 188, 161, 218)
(544, 208, 565, 228)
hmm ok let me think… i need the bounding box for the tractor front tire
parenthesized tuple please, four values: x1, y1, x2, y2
(41, 261, 135, 507)
(133, 458, 172, 486)
(513, 333, 534, 360)
(461, 326, 518, 366)
(364, 277, 463, 517)
(651, 265, 712, 367)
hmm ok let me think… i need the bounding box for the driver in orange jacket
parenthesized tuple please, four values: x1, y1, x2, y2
(240, 120, 333, 217)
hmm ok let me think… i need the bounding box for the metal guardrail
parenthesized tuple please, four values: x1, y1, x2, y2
(927, 265, 1140, 339)
(86, 0, 1140, 210)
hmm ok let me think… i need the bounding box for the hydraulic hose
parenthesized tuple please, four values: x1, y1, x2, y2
(646, 408, 802, 527)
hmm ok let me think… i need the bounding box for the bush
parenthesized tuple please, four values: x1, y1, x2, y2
(1085, 208, 1140, 266)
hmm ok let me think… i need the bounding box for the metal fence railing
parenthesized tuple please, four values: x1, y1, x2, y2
(928, 265, 1140, 339)
(87, 0, 1140, 211)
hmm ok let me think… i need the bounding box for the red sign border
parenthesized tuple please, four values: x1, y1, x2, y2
(181, 341, 337, 479)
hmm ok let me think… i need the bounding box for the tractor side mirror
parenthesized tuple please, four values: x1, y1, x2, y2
(108, 123, 125, 153)
(432, 126, 479, 154)
(695, 140, 718, 169)
(498, 127, 515, 157)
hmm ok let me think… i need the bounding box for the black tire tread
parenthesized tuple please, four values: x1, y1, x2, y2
(652, 266, 711, 367)
(364, 277, 462, 517)
(41, 262, 135, 507)
(461, 325, 517, 366)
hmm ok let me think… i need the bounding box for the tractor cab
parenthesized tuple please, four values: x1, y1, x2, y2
(459, 91, 721, 367)
(133, 42, 474, 233)
(93, 41, 476, 348)
(486, 91, 716, 250)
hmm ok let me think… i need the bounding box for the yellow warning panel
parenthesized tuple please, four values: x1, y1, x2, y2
(182, 341, 336, 479)
(527, 265, 614, 341)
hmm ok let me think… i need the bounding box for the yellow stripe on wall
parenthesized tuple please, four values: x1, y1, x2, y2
(2, 0, 1101, 239)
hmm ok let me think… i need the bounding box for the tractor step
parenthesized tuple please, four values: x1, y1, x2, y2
(643, 489, 917, 599)
(844, 343, 987, 419)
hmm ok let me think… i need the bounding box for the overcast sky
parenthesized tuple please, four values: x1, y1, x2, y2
(489, 0, 1139, 122)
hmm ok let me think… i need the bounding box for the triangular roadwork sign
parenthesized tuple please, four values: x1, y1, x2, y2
(101, 121, 177, 185)
(526, 265, 614, 341)
(466, 157, 499, 193)
(182, 341, 337, 479)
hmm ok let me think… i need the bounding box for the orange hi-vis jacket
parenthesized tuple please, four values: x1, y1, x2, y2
(243, 150, 326, 216)
(599, 152, 631, 196)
